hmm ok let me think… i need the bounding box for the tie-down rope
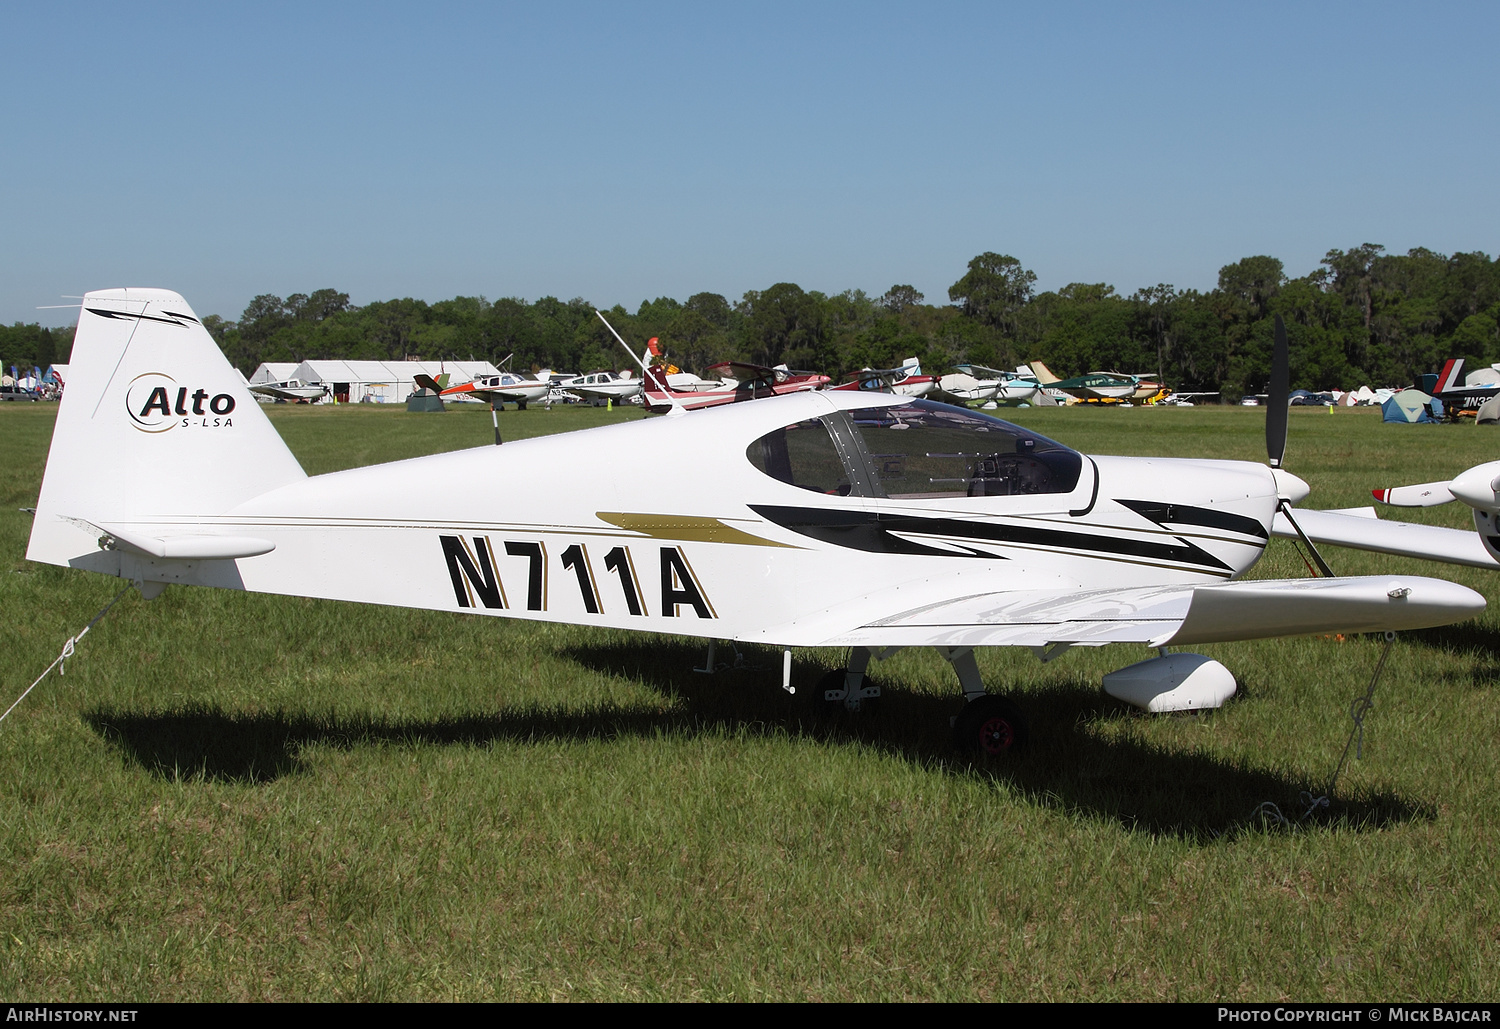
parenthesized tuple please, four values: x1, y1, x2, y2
(0, 584, 133, 727)
(1254, 630, 1397, 826)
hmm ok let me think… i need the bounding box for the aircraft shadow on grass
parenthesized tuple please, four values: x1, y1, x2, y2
(1402, 620, 1500, 661)
(84, 638, 1432, 841)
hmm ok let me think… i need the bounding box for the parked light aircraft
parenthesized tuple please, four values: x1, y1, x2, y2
(641, 362, 829, 413)
(937, 365, 1041, 406)
(557, 370, 642, 405)
(830, 363, 938, 398)
(1024, 362, 1138, 402)
(1429, 359, 1500, 415)
(247, 378, 328, 402)
(27, 290, 1486, 754)
(435, 371, 551, 409)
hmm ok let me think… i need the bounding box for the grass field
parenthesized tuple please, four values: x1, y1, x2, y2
(2, 400, 1498, 1001)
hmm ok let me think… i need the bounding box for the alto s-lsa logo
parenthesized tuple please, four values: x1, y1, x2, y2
(126, 373, 236, 433)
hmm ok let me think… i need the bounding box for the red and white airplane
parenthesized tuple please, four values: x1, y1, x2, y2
(830, 361, 939, 398)
(641, 362, 830, 413)
(431, 371, 551, 409)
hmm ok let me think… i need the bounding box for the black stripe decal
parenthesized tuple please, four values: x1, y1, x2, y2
(85, 308, 191, 327)
(750, 504, 1231, 570)
(1115, 499, 1268, 540)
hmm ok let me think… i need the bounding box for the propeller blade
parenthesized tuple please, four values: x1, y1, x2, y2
(1266, 314, 1289, 469)
(1372, 482, 1456, 508)
(1261, 315, 1332, 575)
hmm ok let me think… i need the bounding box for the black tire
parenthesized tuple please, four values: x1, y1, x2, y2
(952, 694, 1028, 756)
(517, 399, 528, 410)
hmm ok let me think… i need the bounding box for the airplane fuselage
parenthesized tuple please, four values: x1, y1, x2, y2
(44, 391, 1279, 647)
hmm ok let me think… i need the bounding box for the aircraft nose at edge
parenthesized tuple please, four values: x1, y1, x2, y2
(1448, 461, 1500, 510)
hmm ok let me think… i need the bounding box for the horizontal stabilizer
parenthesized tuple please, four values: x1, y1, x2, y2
(94, 522, 275, 560)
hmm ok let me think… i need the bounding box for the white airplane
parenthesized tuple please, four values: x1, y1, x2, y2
(26, 290, 1487, 754)
(245, 378, 328, 402)
(557, 370, 643, 405)
(937, 365, 1040, 406)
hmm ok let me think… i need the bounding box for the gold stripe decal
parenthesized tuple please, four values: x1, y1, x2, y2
(595, 512, 798, 548)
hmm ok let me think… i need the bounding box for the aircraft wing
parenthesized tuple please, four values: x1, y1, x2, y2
(766, 574, 1482, 649)
(705, 361, 773, 383)
(1271, 507, 1499, 569)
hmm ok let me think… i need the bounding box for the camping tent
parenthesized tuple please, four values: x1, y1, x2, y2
(1381, 389, 1443, 423)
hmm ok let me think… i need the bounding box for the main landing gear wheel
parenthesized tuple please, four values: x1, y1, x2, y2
(809, 668, 881, 716)
(952, 694, 1028, 756)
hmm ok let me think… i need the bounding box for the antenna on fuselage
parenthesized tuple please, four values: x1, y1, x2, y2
(594, 311, 687, 417)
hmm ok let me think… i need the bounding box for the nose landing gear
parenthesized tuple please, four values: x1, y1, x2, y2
(808, 647, 882, 715)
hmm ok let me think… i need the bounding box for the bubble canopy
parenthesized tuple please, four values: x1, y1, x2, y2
(747, 399, 1084, 499)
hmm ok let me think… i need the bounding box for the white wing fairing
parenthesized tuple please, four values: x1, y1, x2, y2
(27, 289, 1486, 713)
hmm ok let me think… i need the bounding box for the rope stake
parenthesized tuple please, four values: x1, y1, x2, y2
(1255, 631, 1397, 826)
(0, 585, 132, 727)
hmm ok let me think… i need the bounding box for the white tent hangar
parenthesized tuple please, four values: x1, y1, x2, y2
(287, 359, 501, 404)
(249, 363, 301, 384)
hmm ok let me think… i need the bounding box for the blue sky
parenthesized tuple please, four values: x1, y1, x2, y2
(2, 1, 1496, 326)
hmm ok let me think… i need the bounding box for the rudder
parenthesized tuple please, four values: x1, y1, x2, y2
(27, 288, 306, 568)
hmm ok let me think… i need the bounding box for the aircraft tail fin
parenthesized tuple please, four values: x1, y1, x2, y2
(1435, 358, 1464, 395)
(27, 288, 307, 568)
(1027, 361, 1061, 384)
(644, 365, 678, 393)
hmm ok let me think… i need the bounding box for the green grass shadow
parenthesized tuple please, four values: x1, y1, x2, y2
(86, 637, 1434, 842)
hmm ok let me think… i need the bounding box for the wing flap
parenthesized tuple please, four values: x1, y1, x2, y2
(789, 575, 1483, 649)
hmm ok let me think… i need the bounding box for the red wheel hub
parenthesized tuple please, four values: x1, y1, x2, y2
(978, 716, 1015, 754)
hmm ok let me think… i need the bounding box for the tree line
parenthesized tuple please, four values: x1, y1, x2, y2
(5, 244, 1496, 396)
